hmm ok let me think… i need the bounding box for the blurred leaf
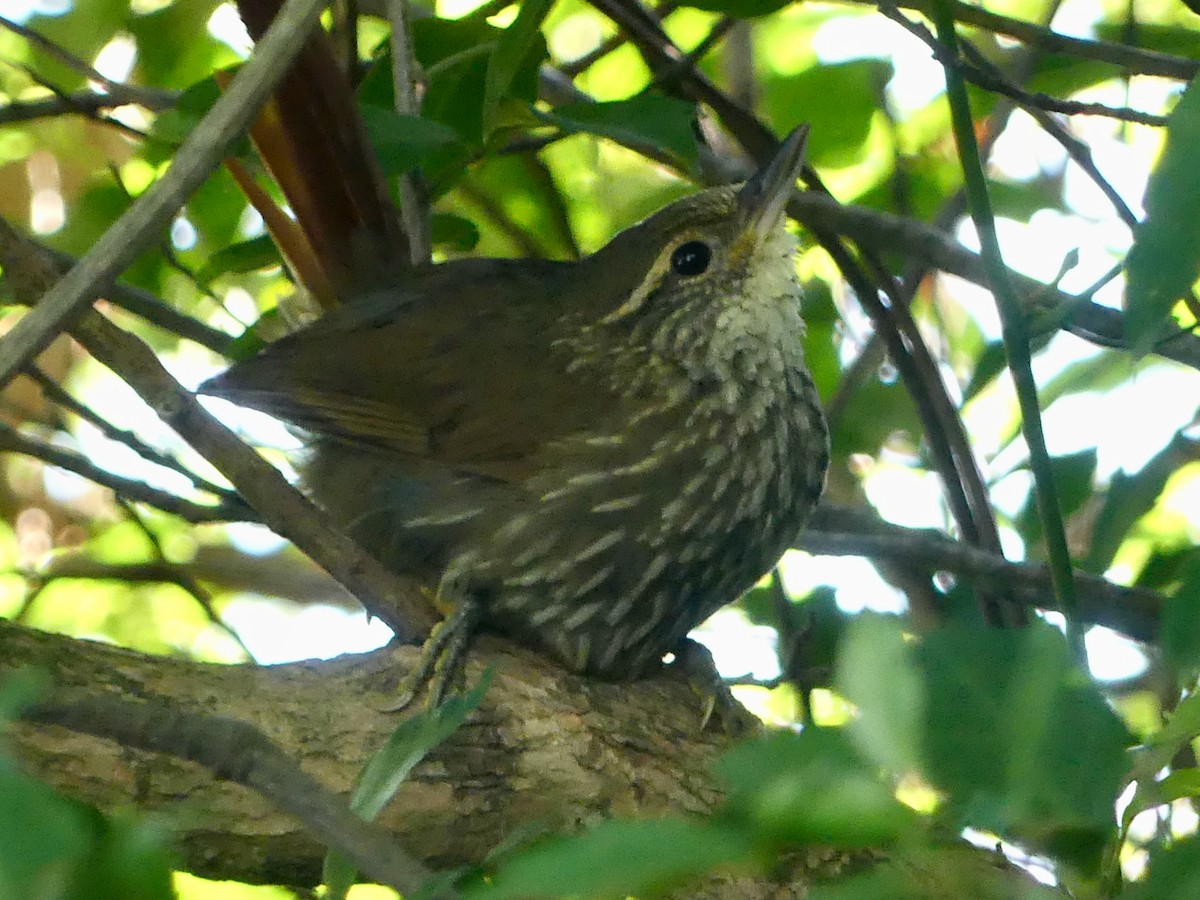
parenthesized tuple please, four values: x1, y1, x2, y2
(1122, 836, 1200, 900)
(360, 107, 466, 178)
(196, 235, 280, 284)
(836, 613, 923, 774)
(48, 181, 164, 294)
(432, 212, 481, 252)
(483, 0, 554, 137)
(456, 153, 579, 259)
(540, 96, 700, 169)
(919, 622, 1130, 869)
(0, 769, 174, 900)
(716, 729, 916, 847)
(1016, 450, 1096, 553)
(148, 74, 222, 147)
(127, 0, 232, 89)
(466, 818, 753, 898)
(324, 677, 489, 899)
(26, 1, 128, 91)
(1026, 55, 1120, 106)
(1162, 555, 1200, 676)
(987, 351, 1136, 455)
(1093, 22, 1200, 59)
(400, 18, 546, 147)
(1128, 690, 1200, 798)
(962, 341, 1009, 403)
(987, 174, 1066, 224)
(809, 844, 1062, 900)
(741, 584, 845, 678)
(1137, 545, 1200, 592)
(1083, 433, 1197, 574)
(762, 60, 892, 167)
(1125, 79, 1200, 352)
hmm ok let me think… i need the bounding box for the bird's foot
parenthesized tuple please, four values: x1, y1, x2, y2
(671, 638, 757, 736)
(383, 595, 483, 712)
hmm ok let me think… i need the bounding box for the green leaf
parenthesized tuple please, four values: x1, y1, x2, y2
(127, 0, 233, 90)
(835, 612, 923, 774)
(1015, 450, 1097, 553)
(1083, 432, 1197, 574)
(0, 771, 174, 900)
(918, 622, 1131, 869)
(1125, 79, 1200, 352)
(148, 74, 222, 146)
(0, 770, 91, 896)
(195, 235, 281, 285)
(1122, 836, 1200, 900)
(323, 676, 490, 899)
(483, 0, 555, 138)
(466, 818, 754, 899)
(716, 729, 915, 848)
(1129, 689, 1200, 791)
(394, 17, 546, 147)
(1162, 555, 1200, 677)
(809, 844, 1063, 900)
(539, 96, 700, 169)
(431, 212, 480, 252)
(360, 107, 466, 178)
(762, 60, 892, 167)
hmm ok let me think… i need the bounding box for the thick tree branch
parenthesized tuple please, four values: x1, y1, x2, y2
(1, 619, 850, 897)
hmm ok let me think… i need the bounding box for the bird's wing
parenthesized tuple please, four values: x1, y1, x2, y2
(202, 258, 609, 483)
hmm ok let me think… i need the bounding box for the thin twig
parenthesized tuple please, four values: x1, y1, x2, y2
(24, 364, 241, 502)
(883, 5, 1168, 127)
(846, 0, 1200, 81)
(26, 245, 237, 355)
(788, 192, 1200, 370)
(389, 0, 432, 265)
(0, 422, 251, 523)
(0, 87, 177, 125)
(0, 15, 178, 104)
(931, 0, 1083, 657)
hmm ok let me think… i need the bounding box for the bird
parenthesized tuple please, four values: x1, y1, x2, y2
(200, 125, 828, 705)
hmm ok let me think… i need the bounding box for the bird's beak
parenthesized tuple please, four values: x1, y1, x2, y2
(737, 124, 810, 245)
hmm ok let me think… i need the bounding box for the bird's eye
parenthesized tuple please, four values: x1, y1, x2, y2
(670, 240, 712, 277)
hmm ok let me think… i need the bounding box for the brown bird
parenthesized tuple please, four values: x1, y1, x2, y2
(201, 125, 828, 703)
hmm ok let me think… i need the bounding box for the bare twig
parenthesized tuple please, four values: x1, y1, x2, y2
(0, 15, 178, 104)
(0, 422, 252, 523)
(0, 88, 177, 125)
(845, 0, 1200, 81)
(389, 0, 433, 265)
(882, 5, 1168, 127)
(24, 364, 240, 502)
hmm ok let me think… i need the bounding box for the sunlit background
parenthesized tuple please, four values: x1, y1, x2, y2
(2, 0, 1198, 892)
